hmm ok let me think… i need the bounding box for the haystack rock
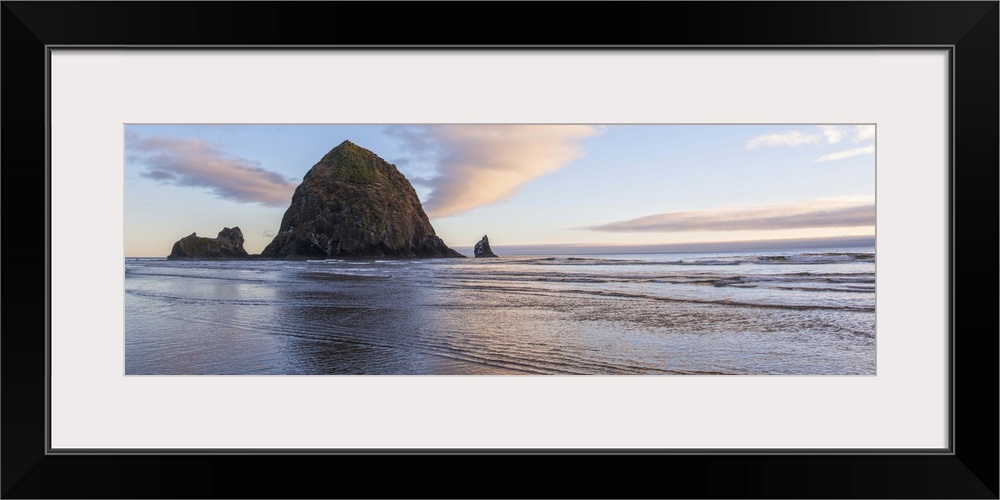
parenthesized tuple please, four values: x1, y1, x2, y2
(261, 140, 464, 259)
(474, 235, 498, 258)
(168, 227, 250, 260)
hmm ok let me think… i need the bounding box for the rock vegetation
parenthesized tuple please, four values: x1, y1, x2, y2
(260, 141, 463, 259)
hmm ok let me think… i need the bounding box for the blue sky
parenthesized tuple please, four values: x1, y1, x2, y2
(124, 124, 875, 257)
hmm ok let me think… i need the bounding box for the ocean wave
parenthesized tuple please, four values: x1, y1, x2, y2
(514, 252, 874, 267)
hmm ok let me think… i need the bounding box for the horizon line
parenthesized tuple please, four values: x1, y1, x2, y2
(451, 234, 875, 256)
(125, 234, 875, 258)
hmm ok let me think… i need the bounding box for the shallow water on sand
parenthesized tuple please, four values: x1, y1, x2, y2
(125, 248, 875, 375)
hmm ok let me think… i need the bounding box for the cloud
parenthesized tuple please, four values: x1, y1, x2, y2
(588, 196, 875, 232)
(746, 130, 821, 149)
(389, 125, 603, 217)
(853, 124, 876, 141)
(814, 144, 875, 162)
(130, 137, 297, 206)
(820, 125, 843, 144)
(143, 170, 177, 181)
(747, 125, 876, 150)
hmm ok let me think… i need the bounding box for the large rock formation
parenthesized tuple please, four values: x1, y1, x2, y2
(474, 235, 498, 258)
(168, 227, 250, 260)
(261, 140, 464, 259)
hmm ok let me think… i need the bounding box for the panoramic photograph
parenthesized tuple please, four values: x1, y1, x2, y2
(124, 124, 876, 375)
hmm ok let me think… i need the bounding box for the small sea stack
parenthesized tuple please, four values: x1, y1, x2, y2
(168, 227, 250, 260)
(474, 235, 498, 258)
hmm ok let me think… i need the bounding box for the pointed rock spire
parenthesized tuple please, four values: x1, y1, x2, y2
(474, 235, 498, 258)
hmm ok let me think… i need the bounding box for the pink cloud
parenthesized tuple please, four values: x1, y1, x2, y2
(131, 137, 296, 206)
(590, 196, 875, 232)
(391, 125, 603, 218)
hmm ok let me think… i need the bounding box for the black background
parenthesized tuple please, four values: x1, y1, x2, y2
(3, 2, 997, 498)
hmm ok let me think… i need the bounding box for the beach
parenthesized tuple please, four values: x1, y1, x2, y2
(125, 248, 875, 375)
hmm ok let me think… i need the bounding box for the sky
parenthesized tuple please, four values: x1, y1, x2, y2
(124, 124, 876, 257)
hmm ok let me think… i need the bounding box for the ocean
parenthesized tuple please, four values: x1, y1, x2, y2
(124, 247, 875, 375)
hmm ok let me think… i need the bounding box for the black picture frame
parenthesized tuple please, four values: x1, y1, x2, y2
(3, 2, 997, 498)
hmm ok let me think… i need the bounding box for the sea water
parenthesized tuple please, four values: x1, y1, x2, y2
(124, 248, 875, 375)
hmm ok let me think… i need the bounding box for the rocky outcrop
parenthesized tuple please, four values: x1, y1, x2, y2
(168, 227, 250, 260)
(474, 235, 498, 258)
(261, 140, 464, 259)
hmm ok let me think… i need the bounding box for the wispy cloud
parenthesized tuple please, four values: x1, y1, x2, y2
(389, 125, 603, 218)
(814, 144, 875, 163)
(746, 125, 875, 162)
(746, 130, 822, 149)
(747, 125, 876, 150)
(130, 137, 297, 206)
(588, 196, 875, 232)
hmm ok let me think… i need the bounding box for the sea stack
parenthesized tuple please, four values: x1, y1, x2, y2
(474, 235, 498, 258)
(261, 140, 464, 259)
(168, 227, 250, 260)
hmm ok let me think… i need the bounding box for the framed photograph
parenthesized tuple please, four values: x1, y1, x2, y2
(4, 2, 996, 498)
